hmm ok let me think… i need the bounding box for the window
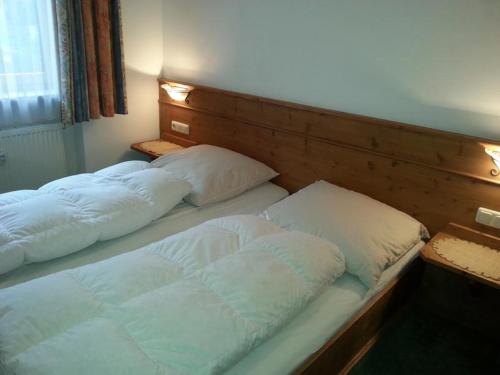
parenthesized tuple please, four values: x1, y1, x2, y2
(0, 0, 60, 128)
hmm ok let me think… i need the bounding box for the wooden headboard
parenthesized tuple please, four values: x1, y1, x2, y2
(158, 79, 500, 236)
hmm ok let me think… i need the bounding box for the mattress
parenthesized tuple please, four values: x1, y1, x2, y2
(0, 182, 288, 289)
(226, 240, 425, 374)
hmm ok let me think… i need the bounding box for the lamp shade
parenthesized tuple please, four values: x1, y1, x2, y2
(485, 148, 500, 170)
(161, 82, 193, 102)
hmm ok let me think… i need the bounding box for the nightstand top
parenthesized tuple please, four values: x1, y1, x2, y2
(131, 139, 184, 159)
(420, 223, 500, 289)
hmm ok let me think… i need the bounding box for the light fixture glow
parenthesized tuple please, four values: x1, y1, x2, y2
(161, 82, 193, 102)
(485, 147, 500, 176)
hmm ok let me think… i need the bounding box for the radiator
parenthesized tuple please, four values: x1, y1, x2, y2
(0, 124, 70, 193)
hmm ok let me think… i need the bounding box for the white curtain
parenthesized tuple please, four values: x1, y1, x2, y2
(0, 0, 60, 129)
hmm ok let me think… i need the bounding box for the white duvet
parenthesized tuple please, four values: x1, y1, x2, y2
(0, 161, 192, 275)
(0, 215, 345, 375)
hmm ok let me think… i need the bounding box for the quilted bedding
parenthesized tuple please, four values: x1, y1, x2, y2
(0, 161, 192, 276)
(0, 215, 345, 375)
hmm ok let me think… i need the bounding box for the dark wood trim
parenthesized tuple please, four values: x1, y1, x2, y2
(158, 79, 500, 236)
(158, 78, 500, 186)
(295, 259, 425, 375)
(157, 78, 496, 144)
(160, 98, 498, 186)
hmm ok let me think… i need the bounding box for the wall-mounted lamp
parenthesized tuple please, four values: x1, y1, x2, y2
(485, 148, 500, 176)
(161, 82, 194, 103)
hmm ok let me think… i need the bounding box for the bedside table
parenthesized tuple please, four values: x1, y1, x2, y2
(418, 223, 500, 339)
(131, 139, 184, 159)
(420, 223, 500, 289)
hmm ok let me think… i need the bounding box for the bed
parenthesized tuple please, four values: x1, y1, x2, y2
(0, 181, 288, 289)
(0, 177, 429, 374)
(0, 206, 423, 374)
(0, 144, 286, 286)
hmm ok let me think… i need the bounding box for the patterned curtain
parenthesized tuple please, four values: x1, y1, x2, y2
(55, 0, 127, 126)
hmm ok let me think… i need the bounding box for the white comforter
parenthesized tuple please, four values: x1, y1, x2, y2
(0, 161, 192, 275)
(0, 215, 345, 375)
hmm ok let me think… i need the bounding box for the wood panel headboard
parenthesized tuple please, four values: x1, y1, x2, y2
(158, 79, 500, 236)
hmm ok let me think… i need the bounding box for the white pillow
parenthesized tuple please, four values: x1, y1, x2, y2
(151, 145, 279, 206)
(263, 180, 428, 288)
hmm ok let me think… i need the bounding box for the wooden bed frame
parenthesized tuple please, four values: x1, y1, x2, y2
(157, 79, 500, 374)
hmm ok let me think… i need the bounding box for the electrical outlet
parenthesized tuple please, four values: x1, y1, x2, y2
(475, 207, 500, 229)
(171, 121, 190, 135)
(0, 152, 6, 162)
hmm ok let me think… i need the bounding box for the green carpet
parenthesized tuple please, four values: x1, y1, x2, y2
(349, 304, 500, 375)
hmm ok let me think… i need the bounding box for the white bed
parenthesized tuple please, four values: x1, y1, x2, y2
(226, 240, 424, 374)
(0, 182, 288, 289)
(0, 176, 426, 375)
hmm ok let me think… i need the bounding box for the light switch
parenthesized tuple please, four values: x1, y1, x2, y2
(171, 121, 190, 135)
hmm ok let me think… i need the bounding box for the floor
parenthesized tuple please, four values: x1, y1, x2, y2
(349, 303, 500, 375)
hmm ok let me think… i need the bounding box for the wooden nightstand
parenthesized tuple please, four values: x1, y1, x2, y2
(131, 139, 184, 159)
(418, 223, 500, 339)
(420, 223, 500, 289)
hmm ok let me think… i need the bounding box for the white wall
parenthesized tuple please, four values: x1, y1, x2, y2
(80, 0, 163, 172)
(162, 0, 500, 140)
